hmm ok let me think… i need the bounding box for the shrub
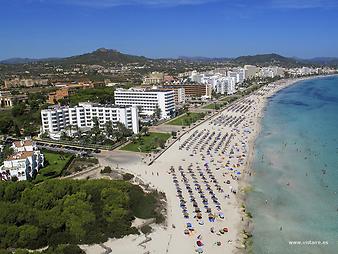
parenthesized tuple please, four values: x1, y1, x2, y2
(140, 225, 152, 235)
(122, 173, 134, 181)
(100, 166, 112, 174)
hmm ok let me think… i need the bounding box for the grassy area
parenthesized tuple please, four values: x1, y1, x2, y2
(167, 112, 206, 126)
(220, 95, 241, 102)
(35, 150, 74, 182)
(202, 103, 223, 110)
(120, 132, 171, 153)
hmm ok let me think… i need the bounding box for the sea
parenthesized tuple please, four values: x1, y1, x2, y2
(246, 75, 338, 254)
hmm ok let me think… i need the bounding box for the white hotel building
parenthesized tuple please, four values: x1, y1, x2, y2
(114, 88, 175, 119)
(41, 102, 139, 138)
(0, 139, 44, 181)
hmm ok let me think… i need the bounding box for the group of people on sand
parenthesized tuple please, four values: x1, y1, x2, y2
(166, 95, 264, 253)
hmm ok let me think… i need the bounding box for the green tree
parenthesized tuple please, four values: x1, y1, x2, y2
(17, 225, 39, 247)
(0, 117, 14, 134)
(140, 126, 149, 136)
(153, 106, 162, 120)
(101, 187, 129, 223)
(116, 122, 133, 138)
(62, 192, 95, 240)
(11, 103, 26, 117)
(104, 121, 114, 137)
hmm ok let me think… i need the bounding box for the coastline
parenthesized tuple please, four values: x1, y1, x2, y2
(237, 74, 337, 253)
(88, 74, 336, 254)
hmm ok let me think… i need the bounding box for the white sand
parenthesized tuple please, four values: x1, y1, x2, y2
(90, 77, 315, 254)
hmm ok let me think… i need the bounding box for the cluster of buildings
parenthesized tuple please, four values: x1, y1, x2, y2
(0, 90, 28, 108)
(0, 139, 44, 181)
(188, 67, 248, 95)
(288, 67, 337, 76)
(47, 82, 94, 104)
(41, 87, 179, 139)
(187, 65, 286, 95)
(4, 78, 49, 89)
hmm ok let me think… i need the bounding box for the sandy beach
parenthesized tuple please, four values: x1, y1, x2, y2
(86, 77, 318, 254)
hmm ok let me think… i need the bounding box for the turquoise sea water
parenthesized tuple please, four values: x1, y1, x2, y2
(247, 76, 338, 254)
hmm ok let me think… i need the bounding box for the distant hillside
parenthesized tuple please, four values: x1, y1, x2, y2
(1, 49, 337, 67)
(232, 53, 304, 67)
(58, 48, 149, 65)
(0, 48, 149, 66)
(0, 57, 59, 64)
(304, 57, 338, 66)
(178, 56, 231, 62)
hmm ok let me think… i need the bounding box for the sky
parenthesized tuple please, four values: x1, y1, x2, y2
(0, 0, 338, 60)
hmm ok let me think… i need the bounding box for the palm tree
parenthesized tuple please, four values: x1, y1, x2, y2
(141, 126, 149, 136)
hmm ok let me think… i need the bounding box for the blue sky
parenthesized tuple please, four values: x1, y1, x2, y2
(0, 0, 338, 59)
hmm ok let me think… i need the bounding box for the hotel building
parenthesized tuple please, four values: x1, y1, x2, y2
(41, 103, 139, 137)
(114, 88, 175, 119)
(0, 139, 44, 181)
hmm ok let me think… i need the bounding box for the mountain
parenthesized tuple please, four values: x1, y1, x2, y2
(58, 48, 149, 65)
(232, 53, 303, 67)
(0, 48, 149, 65)
(1, 49, 337, 67)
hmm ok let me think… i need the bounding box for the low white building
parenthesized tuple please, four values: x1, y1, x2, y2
(114, 88, 175, 119)
(41, 103, 139, 138)
(0, 139, 44, 181)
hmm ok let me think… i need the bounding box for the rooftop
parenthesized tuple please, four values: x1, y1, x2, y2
(13, 140, 33, 148)
(7, 151, 34, 161)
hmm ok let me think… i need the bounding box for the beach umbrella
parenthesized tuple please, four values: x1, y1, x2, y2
(196, 240, 203, 246)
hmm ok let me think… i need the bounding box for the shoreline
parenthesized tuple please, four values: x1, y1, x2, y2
(237, 74, 337, 253)
(89, 74, 336, 254)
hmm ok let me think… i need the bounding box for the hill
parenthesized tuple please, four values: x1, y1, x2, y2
(1, 49, 337, 67)
(58, 48, 149, 65)
(232, 53, 303, 67)
(178, 56, 231, 62)
(0, 48, 149, 66)
(304, 57, 338, 66)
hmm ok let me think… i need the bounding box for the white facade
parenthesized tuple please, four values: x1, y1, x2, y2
(227, 69, 245, 84)
(114, 88, 175, 119)
(176, 88, 186, 104)
(41, 103, 139, 136)
(226, 77, 237, 95)
(190, 71, 204, 83)
(0, 140, 44, 181)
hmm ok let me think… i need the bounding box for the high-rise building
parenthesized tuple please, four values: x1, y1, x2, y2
(114, 88, 175, 119)
(41, 103, 139, 137)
